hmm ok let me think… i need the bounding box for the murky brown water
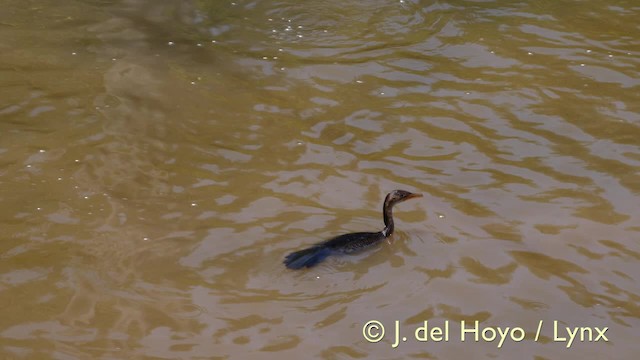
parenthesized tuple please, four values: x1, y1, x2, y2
(1, 0, 639, 359)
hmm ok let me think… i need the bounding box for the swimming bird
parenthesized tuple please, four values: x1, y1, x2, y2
(283, 189, 422, 269)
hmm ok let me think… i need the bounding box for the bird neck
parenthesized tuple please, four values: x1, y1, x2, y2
(382, 195, 395, 237)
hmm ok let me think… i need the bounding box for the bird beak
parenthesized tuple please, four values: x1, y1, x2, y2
(407, 193, 423, 200)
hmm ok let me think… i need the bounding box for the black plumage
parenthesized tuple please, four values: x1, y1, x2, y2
(283, 190, 422, 269)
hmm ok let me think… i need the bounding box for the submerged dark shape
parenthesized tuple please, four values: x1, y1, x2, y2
(283, 189, 422, 269)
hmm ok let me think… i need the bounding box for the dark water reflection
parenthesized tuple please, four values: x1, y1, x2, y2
(1, 0, 639, 359)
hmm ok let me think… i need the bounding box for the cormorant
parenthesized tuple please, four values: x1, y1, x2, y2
(283, 189, 422, 269)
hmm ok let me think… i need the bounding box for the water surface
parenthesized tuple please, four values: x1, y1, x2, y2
(1, 0, 639, 359)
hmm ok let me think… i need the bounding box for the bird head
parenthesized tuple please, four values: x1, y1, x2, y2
(386, 189, 423, 204)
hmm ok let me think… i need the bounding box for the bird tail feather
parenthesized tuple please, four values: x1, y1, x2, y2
(283, 246, 332, 269)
